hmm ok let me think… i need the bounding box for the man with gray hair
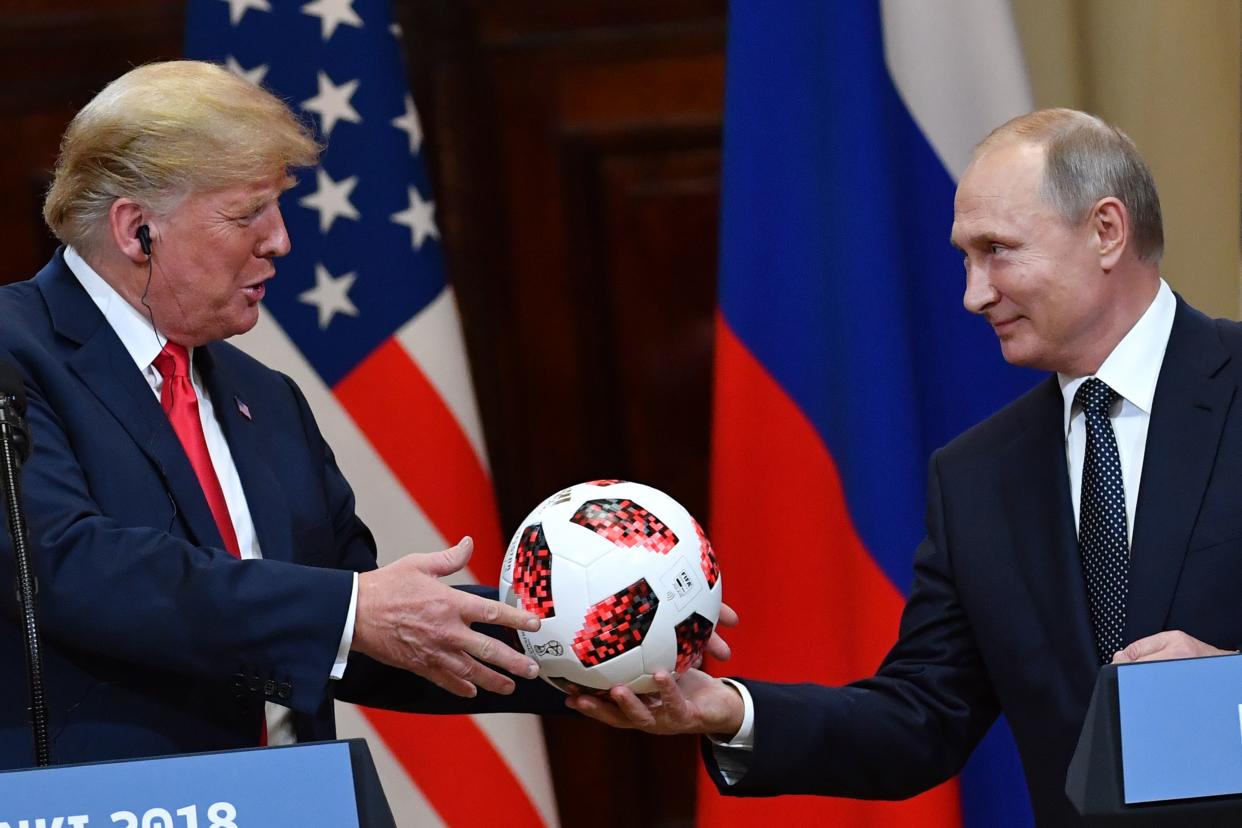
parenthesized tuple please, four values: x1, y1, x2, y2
(571, 108, 1242, 825)
(0, 60, 574, 768)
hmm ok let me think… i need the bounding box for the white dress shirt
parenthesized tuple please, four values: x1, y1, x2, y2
(1060, 280, 1176, 542)
(64, 247, 358, 745)
(712, 279, 1176, 784)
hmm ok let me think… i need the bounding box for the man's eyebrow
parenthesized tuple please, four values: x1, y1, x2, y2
(230, 186, 289, 216)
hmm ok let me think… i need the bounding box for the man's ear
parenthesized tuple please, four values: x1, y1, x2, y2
(1092, 196, 1128, 271)
(108, 198, 150, 265)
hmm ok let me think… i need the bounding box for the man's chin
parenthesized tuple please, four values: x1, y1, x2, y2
(997, 338, 1042, 369)
(222, 310, 262, 341)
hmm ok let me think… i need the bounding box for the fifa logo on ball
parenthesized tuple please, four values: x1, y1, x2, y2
(499, 480, 723, 694)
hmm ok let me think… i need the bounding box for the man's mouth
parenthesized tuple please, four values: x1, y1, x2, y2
(241, 280, 268, 303)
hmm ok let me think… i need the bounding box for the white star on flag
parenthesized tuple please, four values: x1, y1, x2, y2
(390, 186, 439, 250)
(391, 95, 423, 155)
(219, 0, 270, 26)
(225, 56, 269, 87)
(299, 264, 360, 329)
(301, 72, 362, 138)
(301, 0, 364, 41)
(299, 168, 361, 233)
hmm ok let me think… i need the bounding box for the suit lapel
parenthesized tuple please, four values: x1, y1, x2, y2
(38, 252, 225, 550)
(1125, 299, 1234, 642)
(198, 344, 295, 562)
(1000, 376, 1098, 676)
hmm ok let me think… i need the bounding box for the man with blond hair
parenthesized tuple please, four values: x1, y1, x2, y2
(571, 108, 1242, 825)
(0, 60, 563, 767)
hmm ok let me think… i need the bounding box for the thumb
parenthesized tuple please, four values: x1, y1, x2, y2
(418, 536, 473, 577)
(1114, 633, 1165, 664)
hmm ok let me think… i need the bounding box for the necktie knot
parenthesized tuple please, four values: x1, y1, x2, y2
(1075, 377, 1119, 416)
(153, 342, 190, 381)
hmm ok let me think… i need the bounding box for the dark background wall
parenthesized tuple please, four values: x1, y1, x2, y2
(0, 1, 726, 824)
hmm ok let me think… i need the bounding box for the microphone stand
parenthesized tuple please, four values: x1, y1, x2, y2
(0, 385, 48, 766)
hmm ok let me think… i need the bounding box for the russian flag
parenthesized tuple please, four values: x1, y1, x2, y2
(701, 1, 1040, 825)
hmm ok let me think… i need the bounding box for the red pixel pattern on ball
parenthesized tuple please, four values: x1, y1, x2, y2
(691, 516, 719, 588)
(673, 612, 714, 672)
(570, 498, 679, 555)
(512, 522, 555, 618)
(572, 578, 660, 667)
(585, 479, 624, 486)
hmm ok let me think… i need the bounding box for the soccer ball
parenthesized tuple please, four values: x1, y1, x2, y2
(499, 480, 723, 695)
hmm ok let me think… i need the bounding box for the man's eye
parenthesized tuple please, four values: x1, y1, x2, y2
(990, 243, 1006, 254)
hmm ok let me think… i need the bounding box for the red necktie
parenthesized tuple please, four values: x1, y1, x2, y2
(153, 343, 241, 558)
(153, 343, 267, 745)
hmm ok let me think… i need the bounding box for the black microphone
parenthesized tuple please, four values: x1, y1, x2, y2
(0, 361, 31, 464)
(0, 359, 48, 766)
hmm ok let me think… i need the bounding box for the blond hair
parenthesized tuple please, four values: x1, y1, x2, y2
(44, 60, 321, 256)
(977, 108, 1164, 263)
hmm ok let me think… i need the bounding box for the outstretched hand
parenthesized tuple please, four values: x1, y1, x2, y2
(567, 603, 743, 736)
(566, 669, 745, 737)
(353, 537, 542, 698)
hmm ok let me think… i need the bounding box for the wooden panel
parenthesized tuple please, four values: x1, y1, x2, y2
(0, 0, 185, 282)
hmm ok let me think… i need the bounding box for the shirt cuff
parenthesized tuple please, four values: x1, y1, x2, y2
(709, 678, 755, 749)
(706, 678, 755, 786)
(331, 572, 358, 681)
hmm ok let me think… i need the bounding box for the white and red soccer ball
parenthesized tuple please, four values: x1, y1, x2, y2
(499, 480, 723, 694)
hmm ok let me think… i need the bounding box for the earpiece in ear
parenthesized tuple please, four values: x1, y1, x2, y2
(137, 224, 152, 257)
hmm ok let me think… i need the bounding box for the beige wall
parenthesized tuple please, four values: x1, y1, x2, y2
(1011, 0, 1242, 318)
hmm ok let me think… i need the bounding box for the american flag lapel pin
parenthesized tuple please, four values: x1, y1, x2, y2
(235, 396, 252, 421)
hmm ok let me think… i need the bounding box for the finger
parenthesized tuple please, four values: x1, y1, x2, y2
(718, 603, 739, 628)
(463, 591, 542, 633)
(462, 629, 540, 679)
(654, 671, 688, 719)
(460, 659, 518, 696)
(416, 536, 474, 578)
(1115, 632, 1172, 664)
(705, 630, 731, 662)
(431, 647, 519, 696)
(610, 685, 657, 728)
(421, 655, 479, 698)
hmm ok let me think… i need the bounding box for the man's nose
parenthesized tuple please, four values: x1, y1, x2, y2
(259, 205, 292, 258)
(962, 265, 998, 314)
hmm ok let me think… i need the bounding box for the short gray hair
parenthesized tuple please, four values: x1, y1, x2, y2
(977, 108, 1164, 263)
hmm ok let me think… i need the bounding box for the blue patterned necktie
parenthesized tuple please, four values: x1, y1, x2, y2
(1076, 378, 1129, 664)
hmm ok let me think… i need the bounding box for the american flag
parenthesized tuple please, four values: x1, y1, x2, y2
(185, 1, 559, 825)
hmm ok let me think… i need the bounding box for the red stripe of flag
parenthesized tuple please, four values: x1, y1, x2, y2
(335, 338, 505, 574)
(698, 318, 961, 826)
(361, 707, 548, 827)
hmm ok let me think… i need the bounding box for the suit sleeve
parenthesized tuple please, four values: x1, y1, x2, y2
(702, 450, 1001, 799)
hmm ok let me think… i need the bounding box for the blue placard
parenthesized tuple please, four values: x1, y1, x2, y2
(1117, 655, 1242, 804)
(0, 741, 360, 827)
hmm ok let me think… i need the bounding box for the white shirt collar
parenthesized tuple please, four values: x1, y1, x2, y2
(63, 246, 171, 373)
(1058, 279, 1176, 436)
